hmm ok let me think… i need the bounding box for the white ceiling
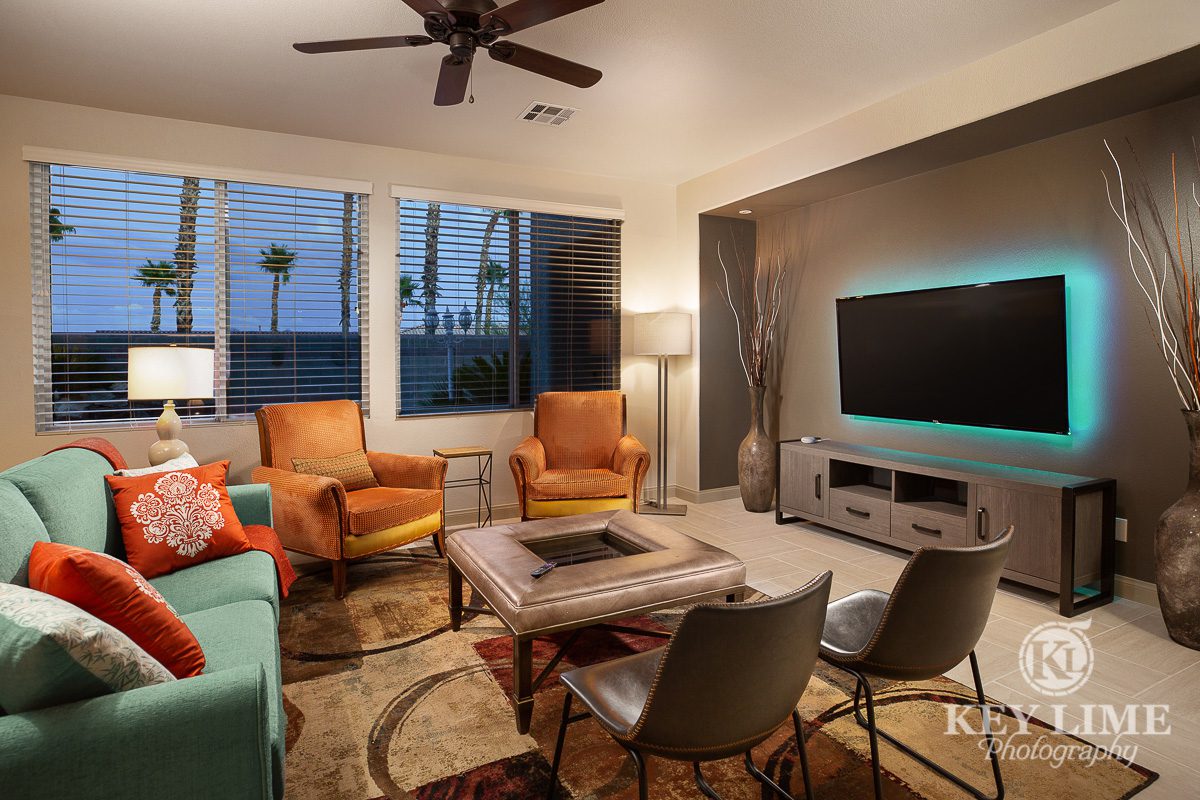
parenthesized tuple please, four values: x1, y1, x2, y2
(0, 0, 1118, 184)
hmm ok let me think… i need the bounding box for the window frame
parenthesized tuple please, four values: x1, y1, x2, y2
(391, 185, 624, 418)
(27, 149, 373, 433)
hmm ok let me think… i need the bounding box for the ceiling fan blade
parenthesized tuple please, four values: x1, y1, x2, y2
(488, 42, 601, 88)
(434, 55, 473, 106)
(479, 0, 603, 34)
(399, 0, 456, 24)
(293, 35, 433, 54)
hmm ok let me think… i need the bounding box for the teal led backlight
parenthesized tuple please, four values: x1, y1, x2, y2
(841, 252, 1107, 448)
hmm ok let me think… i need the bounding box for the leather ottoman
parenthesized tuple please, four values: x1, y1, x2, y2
(445, 510, 747, 733)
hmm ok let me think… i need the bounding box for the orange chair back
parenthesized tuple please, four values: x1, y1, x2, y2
(534, 391, 626, 469)
(256, 399, 367, 471)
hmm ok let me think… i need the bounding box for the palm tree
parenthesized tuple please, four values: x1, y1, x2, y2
(422, 202, 441, 314)
(258, 243, 298, 333)
(135, 260, 177, 333)
(173, 178, 202, 333)
(48, 207, 75, 242)
(398, 275, 420, 328)
(339, 193, 355, 336)
(483, 260, 508, 331)
(474, 210, 502, 328)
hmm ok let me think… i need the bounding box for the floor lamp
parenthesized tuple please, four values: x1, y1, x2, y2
(634, 312, 691, 516)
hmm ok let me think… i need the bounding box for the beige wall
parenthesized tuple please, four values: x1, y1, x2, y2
(0, 94, 681, 514)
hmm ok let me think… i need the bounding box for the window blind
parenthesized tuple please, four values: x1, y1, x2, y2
(30, 162, 368, 432)
(396, 199, 621, 415)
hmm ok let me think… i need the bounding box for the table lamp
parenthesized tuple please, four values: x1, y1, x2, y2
(127, 346, 215, 466)
(634, 312, 692, 516)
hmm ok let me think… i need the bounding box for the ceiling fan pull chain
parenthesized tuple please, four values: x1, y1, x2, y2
(469, 69, 475, 104)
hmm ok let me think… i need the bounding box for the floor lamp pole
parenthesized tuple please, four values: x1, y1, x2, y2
(643, 351, 686, 515)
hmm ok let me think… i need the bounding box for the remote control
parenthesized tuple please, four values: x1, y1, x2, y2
(530, 562, 557, 579)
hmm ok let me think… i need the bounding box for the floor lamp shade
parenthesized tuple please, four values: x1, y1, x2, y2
(634, 312, 692, 356)
(127, 347, 215, 466)
(634, 313, 691, 516)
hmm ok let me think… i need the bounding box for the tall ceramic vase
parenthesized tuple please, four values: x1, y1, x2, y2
(738, 386, 775, 512)
(1157, 410, 1200, 650)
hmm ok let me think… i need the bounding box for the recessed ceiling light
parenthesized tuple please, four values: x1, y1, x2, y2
(738, 209, 753, 215)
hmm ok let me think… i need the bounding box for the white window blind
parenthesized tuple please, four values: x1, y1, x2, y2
(396, 198, 621, 415)
(30, 162, 368, 432)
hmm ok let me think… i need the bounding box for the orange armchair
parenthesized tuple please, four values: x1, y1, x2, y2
(252, 400, 447, 598)
(510, 391, 650, 520)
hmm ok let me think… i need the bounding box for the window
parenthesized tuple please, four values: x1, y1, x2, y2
(30, 161, 368, 431)
(395, 196, 621, 415)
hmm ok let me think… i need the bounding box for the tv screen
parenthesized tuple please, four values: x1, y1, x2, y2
(836, 275, 1069, 434)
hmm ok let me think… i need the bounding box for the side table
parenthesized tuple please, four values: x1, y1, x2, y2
(434, 446, 493, 528)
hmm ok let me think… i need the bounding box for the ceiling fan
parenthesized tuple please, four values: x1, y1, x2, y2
(293, 0, 605, 106)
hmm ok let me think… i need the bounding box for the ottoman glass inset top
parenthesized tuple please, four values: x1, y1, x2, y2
(522, 531, 647, 566)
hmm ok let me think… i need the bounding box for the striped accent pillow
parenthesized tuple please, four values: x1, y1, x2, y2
(292, 449, 379, 492)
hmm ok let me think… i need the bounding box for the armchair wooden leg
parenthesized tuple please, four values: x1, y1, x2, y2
(432, 527, 445, 558)
(332, 559, 347, 600)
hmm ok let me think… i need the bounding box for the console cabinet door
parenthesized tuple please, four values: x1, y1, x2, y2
(975, 484, 1060, 582)
(781, 449, 826, 518)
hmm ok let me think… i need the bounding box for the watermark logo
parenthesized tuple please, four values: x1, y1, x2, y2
(1019, 619, 1094, 696)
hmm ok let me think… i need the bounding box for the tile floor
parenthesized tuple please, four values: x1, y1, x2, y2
(656, 498, 1200, 799)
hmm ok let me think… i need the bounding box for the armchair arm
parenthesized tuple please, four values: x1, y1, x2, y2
(612, 434, 651, 511)
(509, 436, 547, 518)
(366, 451, 447, 491)
(0, 664, 272, 800)
(228, 483, 273, 527)
(251, 465, 347, 560)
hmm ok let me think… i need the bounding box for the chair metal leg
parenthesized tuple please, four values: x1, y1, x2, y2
(693, 762, 724, 800)
(625, 747, 648, 800)
(840, 654, 1005, 800)
(546, 692, 573, 800)
(793, 709, 815, 800)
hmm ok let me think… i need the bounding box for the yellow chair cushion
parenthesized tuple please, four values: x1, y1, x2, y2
(525, 497, 634, 519)
(343, 510, 442, 558)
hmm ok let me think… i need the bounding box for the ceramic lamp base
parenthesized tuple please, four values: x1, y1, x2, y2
(148, 400, 191, 466)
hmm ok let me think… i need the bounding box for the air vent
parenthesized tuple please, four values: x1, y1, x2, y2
(519, 102, 578, 126)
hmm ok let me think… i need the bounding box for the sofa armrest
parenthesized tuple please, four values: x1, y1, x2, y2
(366, 451, 447, 491)
(229, 483, 273, 528)
(251, 465, 347, 560)
(0, 664, 272, 800)
(612, 434, 651, 511)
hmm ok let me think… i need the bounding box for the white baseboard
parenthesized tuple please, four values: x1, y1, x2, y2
(673, 484, 742, 503)
(1115, 574, 1159, 607)
(446, 503, 520, 528)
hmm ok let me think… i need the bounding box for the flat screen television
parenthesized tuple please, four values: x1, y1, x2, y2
(835, 275, 1069, 434)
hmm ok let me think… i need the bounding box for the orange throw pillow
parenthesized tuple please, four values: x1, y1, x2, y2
(105, 460, 251, 579)
(28, 542, 205, 678)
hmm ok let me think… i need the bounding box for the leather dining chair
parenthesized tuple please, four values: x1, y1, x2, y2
(818, 527, 1014, 800)
(547, 571, 833, 800)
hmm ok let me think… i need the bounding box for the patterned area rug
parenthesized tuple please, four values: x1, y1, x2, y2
(280, 547, 1157, 799)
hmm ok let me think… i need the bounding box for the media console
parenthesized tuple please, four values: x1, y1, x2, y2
(776, 439, 1115, 617)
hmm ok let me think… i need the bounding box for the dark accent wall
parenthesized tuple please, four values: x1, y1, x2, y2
(701, 92, 1200, 582)
(698, 217, 755, 490)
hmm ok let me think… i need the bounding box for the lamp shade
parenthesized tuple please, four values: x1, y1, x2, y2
(634, 312, 692, 356)
(127, 347, 214, 400)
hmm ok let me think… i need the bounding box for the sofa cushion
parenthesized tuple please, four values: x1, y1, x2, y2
(0, 480, 51, 586)
(29, 543, 206, 678)
(150, 550, 280, 619)
(0, 583, 174, 713)
(183, 599, 284, 795)
(1, 449, 121, 557)
(528, 468, 630, 500)
(345, 487, 442, 536)
(106, 461, 251, 579)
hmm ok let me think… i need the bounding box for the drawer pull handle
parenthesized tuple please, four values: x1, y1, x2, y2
(846, 506, 871, 519)
(912, 523, 942, 537)
(815, 474, 822, 500)
(976, 507, 988, 542)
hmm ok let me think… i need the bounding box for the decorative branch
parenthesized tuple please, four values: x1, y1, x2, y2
(1104, 137, 1200, 410)
(716, 232, 793, 388)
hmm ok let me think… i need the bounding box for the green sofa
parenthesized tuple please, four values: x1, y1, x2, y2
(0, 445, 286, 800)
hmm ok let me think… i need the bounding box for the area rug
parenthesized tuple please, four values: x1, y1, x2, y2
(279, 547, 1157, 799)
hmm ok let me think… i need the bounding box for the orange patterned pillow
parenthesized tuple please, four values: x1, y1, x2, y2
(28, 542, 205, 678)
(292, 449, 379, 491)
(105, 460, 250, 579)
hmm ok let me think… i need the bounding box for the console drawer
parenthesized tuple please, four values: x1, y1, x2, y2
(827, 489, 890, 535)
(891, 504, 968, 547)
